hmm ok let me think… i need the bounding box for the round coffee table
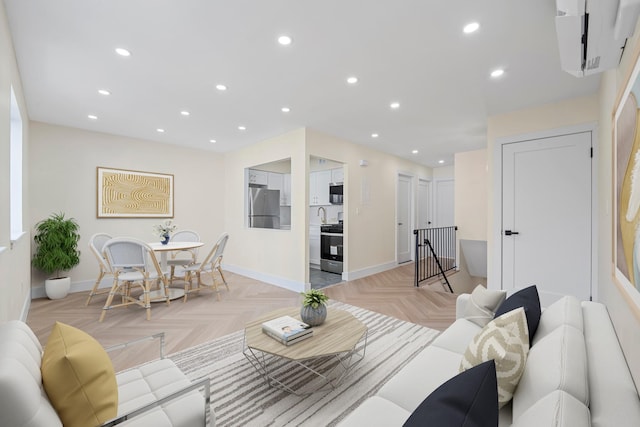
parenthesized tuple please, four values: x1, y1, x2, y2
(243, 306, 368, 395)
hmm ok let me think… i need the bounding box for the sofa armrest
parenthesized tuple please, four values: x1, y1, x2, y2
(456, 294, 471, 320)
(99, 376, 212, 427)
(105, 332, 166, 359)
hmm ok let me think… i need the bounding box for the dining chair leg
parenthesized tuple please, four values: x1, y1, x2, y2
(86, 270, 106, 305)
(143, 279, 151, 321)
(99, 279, 119, 322)
(217, 267, 230, 292)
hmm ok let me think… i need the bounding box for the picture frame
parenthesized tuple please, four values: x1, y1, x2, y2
(97, 167, 174, 218)
(613, 49, 640, 317)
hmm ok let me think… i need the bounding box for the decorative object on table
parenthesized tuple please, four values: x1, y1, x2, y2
(261, 315, 312, 345)
(32, 212, 81, 299)
(97, 167, 174, 218)
(300, 289, 329, 326)
(153, 220, 177, 245)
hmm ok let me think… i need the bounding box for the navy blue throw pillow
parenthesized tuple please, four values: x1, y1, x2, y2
(402, 360, 498, 427)
(494, 285, 541, 345)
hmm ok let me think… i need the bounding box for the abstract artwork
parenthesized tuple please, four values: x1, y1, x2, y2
(97, 167, 173, 218)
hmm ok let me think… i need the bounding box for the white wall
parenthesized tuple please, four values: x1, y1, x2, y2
(0, 0, 31, 322)
(455, 149, 487, 241)
(29, 122, 225, 296)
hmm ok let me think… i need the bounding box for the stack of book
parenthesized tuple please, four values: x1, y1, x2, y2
(262, 315, 313, 345)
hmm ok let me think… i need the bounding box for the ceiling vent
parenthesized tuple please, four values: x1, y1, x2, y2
(555, 0, 640, 77)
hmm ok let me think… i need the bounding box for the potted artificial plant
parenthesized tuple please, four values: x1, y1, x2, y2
(32, 212, 81, 299)
(300, 289, 329, 326)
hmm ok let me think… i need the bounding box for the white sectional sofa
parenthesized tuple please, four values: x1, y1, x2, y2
(339, 294, 640, 426)
(0, 320, 212, 427)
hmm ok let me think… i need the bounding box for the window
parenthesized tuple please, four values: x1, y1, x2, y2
(10, 86, 24, 241)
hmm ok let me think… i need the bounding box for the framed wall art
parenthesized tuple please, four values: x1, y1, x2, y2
(97, 167, 174, 218)
(613, 49, 640, 317)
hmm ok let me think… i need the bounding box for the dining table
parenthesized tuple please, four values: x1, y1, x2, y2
(145, 241, 205, 302)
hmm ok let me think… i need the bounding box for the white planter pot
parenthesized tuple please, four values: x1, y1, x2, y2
(45, 277, 71, 300)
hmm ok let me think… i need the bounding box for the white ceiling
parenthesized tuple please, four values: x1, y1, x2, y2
(4, 0, 600, 167)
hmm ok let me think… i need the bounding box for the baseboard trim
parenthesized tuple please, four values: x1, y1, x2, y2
(343, 261, 398, 281)
(31, 279, 110, 300)
(223, 264, 305, 293)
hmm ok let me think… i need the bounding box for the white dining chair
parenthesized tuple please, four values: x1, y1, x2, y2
(86, 233, 113, 305)
(168, 230, 201, 285)
(177, 232, 230, 302)
(100, 237, 169, 322)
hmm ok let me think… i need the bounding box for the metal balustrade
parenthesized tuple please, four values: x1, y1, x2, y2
(414, 226, 457, 292)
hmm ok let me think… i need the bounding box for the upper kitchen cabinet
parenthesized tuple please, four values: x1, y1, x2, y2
(310, 170, 331, 206)
(331, 168, 344, 183)
(283, 174, 292, 206)
(248, 169, 268, 186)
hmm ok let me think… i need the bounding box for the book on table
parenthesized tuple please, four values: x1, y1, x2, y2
(262, 315, 313, 345)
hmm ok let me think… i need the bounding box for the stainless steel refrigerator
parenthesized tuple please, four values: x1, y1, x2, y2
(248, 188, 281, 229)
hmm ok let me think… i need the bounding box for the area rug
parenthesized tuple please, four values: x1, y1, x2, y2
(168, 302, 440, 427)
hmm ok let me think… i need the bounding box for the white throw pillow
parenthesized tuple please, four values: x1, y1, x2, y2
(464, 285, 507, 327)
(460, 307, 530, 408)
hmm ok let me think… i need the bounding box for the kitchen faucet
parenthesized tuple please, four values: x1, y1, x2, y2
(317, 206, 326, 224)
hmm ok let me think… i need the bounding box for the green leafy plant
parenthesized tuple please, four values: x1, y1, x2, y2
(300, 289, 329, 309)
(32, 212, 81, 278)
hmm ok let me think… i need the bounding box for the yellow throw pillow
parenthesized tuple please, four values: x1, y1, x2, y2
(41, 322, 118, 427)
(459, 307, 529, 408)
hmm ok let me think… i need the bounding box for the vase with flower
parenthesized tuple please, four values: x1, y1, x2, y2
(153, 220, 177, 245)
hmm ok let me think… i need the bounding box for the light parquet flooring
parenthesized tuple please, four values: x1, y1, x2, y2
(26, 264, 457, 371)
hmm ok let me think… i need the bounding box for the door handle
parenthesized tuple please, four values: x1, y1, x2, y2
(398, 223, 403, 226)
(504, 230, 520, 236)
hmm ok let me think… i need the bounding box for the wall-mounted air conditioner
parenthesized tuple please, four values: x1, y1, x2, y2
(555, 0, 640, 77)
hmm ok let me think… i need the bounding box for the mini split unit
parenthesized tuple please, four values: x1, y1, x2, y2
(556, 0, 640, 76)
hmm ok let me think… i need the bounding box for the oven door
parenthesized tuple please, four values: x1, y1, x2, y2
(320, 233, 343, 262)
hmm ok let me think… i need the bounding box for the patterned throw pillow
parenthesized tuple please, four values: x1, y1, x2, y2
(460, 307, 530, 408)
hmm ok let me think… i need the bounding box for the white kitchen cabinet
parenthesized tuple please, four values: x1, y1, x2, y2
(248, 169, 268, 186)
(331, 167, 344, 183)
(282, 173, 292, 206)
(309, 170, 331, 205)
(309, 225, 321, 266)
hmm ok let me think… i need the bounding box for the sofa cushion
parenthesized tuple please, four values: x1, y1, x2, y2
(494, 285, 541, 345)
(512, 325, 589, 420)
(41, 322, 118, 427)
(533, 295, 583, 345)
(511, 390, 590, 427)
(403, 360, 498, 427)
(460, 307, 529, 408)
(463, 285, 507, 327)
(430, 318, 481, 354)
(378, 346, 464, 412)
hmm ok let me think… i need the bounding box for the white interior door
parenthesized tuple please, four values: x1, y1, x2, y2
(502, 131, 592, 305)
(397, 174, 412, 263)
(418, 179, 432, 229)
(435, 179, 454, 227)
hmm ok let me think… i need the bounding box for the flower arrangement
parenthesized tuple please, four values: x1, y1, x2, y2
(153, 220, 177, 238)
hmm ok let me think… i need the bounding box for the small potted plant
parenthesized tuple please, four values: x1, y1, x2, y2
(32, 212, 81, 299)
(153, 219, 177, 245)
(300, 289, 329, 326)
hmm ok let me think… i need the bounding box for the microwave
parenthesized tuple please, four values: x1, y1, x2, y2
(329, 182, 343, 204)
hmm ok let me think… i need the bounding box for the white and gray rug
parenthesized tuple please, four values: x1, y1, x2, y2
(168, 302, 440, 427)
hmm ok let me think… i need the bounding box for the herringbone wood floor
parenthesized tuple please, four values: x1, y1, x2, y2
(26, 263, 457, 370)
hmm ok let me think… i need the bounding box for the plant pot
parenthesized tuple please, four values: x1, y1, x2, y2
(300, 304, 327, 326)
(45, 277, 71, 300)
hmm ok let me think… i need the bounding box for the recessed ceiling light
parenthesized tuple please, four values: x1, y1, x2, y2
(491, 68, 505, 78)
(97, 89, 110, 96)
(281, 107, 291, 113)
(156, 128, 165, 133)
(347, 76, 358, 84)
(390, 102, 400, 109)
(438, 160, 445, 164)
(215, 84, 227, 91)
(87, 114, 98, 120)
(238, 125, 246, 131)
(115, 47, 131, 57)
(412, 150, 419, 154)
(180, 111, 190, 116)
(371, 133, 379, 138)
(209, 139, 216, 143)
(463, 22, 480, 34)
(278, 35, 293, 45)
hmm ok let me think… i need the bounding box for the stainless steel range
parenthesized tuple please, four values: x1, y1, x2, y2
(320, 221, 343, 274)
